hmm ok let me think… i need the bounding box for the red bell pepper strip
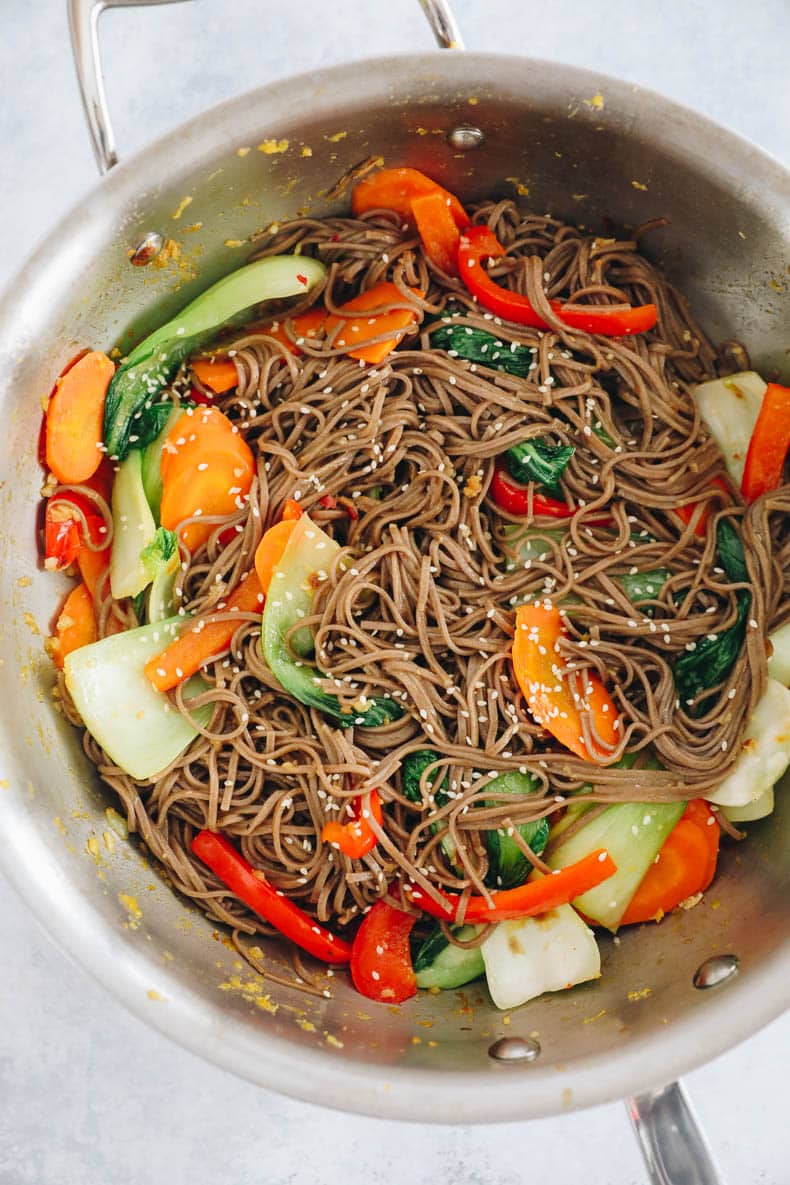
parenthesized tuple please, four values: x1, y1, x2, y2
(620, 800, 719, 925)
(350, 898, 417, 1003)
(741, 382, 790, 502)
(674, 475, 730, 537)
(191, 830, 352, 964)
(458, 226, 658, 336)
(490, 459, 611, 524)
(43, 461, 114, 571)
(408, 848, 616, 923)
(321, 790, 383, 859)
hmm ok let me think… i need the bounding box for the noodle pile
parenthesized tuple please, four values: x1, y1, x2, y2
(57, 199, 789, 976)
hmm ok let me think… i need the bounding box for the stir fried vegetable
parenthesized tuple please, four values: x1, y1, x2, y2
(511, 602, 620, 762)
(103, 254, 326, 459)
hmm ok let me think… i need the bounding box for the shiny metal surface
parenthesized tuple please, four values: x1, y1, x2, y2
(488, 1036, 541, 1062)
(0, 47, 788, 1123)
(627, 1082, 726, 1185)
(446, 124, 485, 150)
(694, 954, 741, 991)
(128, 230, 165, 266)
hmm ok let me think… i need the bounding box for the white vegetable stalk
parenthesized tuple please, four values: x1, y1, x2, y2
(481, 905, 600, 1010)
(692, 371, 766, 487)
(65, 619, 211, 779)
(706, 679, 790, 809)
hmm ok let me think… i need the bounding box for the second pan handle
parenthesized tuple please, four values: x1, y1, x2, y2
(67, 0, 465, 175)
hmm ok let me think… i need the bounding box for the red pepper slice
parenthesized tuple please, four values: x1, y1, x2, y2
(321, 790, 383, 859)
(44, 491, 107, 570)
(490, 459, 611, 524)
(350, 899, 417, 1003)
(674, 475, 730, 537)
(458, 226, 658, 336)
(408, 848, 616, 923)
(741, 382, 790, 502)
(191, 830, 352, 964)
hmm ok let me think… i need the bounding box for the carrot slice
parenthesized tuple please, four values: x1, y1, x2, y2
(48, 582, 97, 669)
(324, 282, 424, 365)
(191, 358, 239, 394)
(77, 544, 111, 601)
(620, 800, 720, 925)
(144, 569, 265, 692)
(281, 498, 303, 522)
(512, 602, 620, 762)
(159, 406, 238, 485)
(411, 190, 461, 275)
(261, 307, 328, 355)
(45, 351, 115, 484)
(254, 519, 298, 593)
(351, 167, 468, 230)
(160, 446, 255, 551)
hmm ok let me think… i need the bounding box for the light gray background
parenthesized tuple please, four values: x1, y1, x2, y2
(1, 2, 788, 1183)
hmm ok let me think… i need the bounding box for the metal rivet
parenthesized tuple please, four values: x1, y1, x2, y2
(488, 1036, 540, 1062)
(129, 231, 165, 266)
(447, 125, 485, 151)
(693, 954, 740, 990)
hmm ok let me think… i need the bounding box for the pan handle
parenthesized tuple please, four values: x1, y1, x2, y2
(67, 0, 465, 174)
(627, 1080, 726, 1185)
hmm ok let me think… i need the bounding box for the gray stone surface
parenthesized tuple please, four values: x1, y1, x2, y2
(1, 2, 788, 1182)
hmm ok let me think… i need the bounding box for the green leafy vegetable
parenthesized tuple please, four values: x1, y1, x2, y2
(618, 568, 671, 604)
(715, 518, 749, 583)
(430, 321, 537, 377)
(482, 770, 549, 889)
(506, 439, 575, 489)
(261, 513, 402, 729)
(109, 449, 158, 599)
(411, 924, 485, 989)
(140, 405, 186, 522)
(674, 519, 750, 711)
(133, 401, 182, 451)
(402, 750, 449, 806)
(104, 254, 327, 460)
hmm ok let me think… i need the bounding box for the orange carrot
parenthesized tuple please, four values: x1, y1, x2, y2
(191, 357, 239, 394)
(411, 190, 461, 275)
(144, 569, 265, 692)
(512, 602, 620, 762)
(254, 519, 298, 593)
(159, 406, 254, 551)
(324, 282, 424, 365)
(161, 451, 255, 551)
(159, 406, 238, 485)
(48, 582, 97, 669)
(45, 351, 115, 484)
(262, 307, 327, 355)
(77, 544, 111, 601)
(620, 800, 719, 925)
(351, 167, 468, 230)
(281, 498, 303, 522)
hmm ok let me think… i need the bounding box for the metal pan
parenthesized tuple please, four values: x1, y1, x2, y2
(0, 2, 787, 1178)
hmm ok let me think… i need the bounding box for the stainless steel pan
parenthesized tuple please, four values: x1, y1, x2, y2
(0, 1, 787, 1176)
